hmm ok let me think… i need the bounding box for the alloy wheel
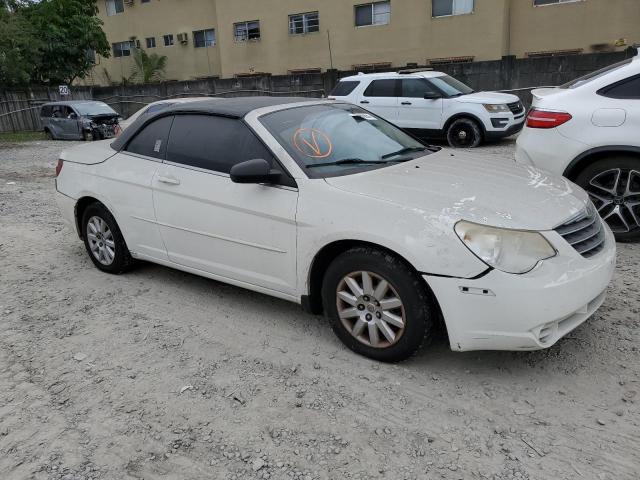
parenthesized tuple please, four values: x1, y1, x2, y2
(87, 216, 116, 265)
(587, 168, 640, 233)
(336, 271, 406, 349)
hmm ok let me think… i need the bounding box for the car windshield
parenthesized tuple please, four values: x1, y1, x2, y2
(429, 75, 474, 97)
(559, 58, 633, 89)
(260, 103, 432, 178)
(74, 102, 117, 116)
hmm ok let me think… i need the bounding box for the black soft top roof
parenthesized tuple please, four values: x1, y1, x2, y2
(111, 96, 322, 151)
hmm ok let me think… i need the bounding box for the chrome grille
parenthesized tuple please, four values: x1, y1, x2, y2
(507, 101, 524, 115)
(555, 202, 606, 258)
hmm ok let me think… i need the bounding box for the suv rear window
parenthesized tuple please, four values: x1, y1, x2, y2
(40, 105, 53, 117)
(598, 74, 640, 99)
(330, 81, 360, 96)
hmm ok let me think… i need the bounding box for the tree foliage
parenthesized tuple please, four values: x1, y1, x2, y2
(130, 48, 168, 84)
(0, 0, 110, 87)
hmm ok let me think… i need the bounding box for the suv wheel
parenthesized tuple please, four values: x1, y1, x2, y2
(446, 118, 482, 148)
(574, 156, 640, 242)
(321, 247, 436, 362)
(81, 203, 135, 273)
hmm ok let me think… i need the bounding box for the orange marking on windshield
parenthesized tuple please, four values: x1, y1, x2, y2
(293, 128, 333, 159)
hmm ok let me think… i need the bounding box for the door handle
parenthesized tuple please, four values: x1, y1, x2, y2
(360, 100, 370, 104)
(401, 101, 412, 105)
(158, 175, 180, 185)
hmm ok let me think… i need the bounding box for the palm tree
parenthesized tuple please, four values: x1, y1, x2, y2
(130, 48, 167, 83)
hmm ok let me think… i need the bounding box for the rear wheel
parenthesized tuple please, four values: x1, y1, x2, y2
(321, 247, 436, 362)
(446, 118, 482, 148)
(44, 129, 54, 140)
(81, 203, 134, 273)
(574, 156, 640, 242)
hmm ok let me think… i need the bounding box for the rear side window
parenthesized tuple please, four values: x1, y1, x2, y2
(363, 79, 398, 97)
(41, 105, 52, 117)
(166, 115, 275, 174)
(330, 81, 360, 96)
(598, 74, 640, 99)
(125, 116, 174, 159)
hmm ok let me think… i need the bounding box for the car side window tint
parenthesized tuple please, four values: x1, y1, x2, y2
(125, 115, 174, 159)
(166, 115, 277, 175)
(401, 79, 438, 98)
(363, 79, 398, 97)
(599, 75, 640, 99)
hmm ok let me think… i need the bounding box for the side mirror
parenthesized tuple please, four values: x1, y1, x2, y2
(423, 92, 441, 100)
(69, 112, 78, 119)
(230, 158, 280, 184)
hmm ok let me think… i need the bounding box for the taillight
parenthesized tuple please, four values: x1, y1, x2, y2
(526, 108, 572, 129)
(55, 159, 64, 177)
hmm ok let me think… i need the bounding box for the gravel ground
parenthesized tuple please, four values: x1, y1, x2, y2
(0, 138, 639, 480)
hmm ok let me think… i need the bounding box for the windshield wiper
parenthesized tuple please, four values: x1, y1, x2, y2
(381, 146, 427, 159)
(306, 157, 412, 168)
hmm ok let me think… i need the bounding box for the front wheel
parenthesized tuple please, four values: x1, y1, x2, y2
(446, 118, 482, 148)
(574, 156, 640, 242)
(321, 247, 436, 362)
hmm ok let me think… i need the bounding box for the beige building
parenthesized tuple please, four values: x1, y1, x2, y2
(87, 0, 640, 85)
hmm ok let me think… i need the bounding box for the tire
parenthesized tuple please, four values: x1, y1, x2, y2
(321, 247, 436, 362)
(82, 130, 93, 141)
(45, 129, 54, 140)
(574, 156, 640, 242)
(446, 118, 482, 148)
(81, 202, 135, 273)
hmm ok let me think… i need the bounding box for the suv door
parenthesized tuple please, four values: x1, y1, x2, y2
(153, 114, 299, 296)
(357, 79, 399, 122)
(398, 78, 444, 131)
(61, 106, 81, 139)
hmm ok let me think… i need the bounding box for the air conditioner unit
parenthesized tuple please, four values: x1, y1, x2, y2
(177, 33, 189, 45)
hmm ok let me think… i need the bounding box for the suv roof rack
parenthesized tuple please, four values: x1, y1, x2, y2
(397, 68, 434, 74)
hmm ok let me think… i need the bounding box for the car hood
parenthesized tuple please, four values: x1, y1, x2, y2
(324, 149, 588, 231)
(455, 91, 520, 105)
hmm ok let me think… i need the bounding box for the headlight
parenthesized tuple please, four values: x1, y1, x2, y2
(483, 104, 510, 113)
(454, 221, 556, 274)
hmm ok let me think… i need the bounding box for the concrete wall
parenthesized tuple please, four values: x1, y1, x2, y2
(3, 50, 634, 132)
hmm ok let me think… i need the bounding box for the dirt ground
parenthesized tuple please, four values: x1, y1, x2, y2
(1, 138, 638, 480)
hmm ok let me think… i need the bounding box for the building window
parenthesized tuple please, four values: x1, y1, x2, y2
(193, 29, 216, 48)
(352, 62, 392, 72)
(526, 48, 583, 57)
(163, 34, 174, 46)
(234, 21, 261, 42)
(105, 0, 124, 16)
(428, 56, 474, 65)
(112, 41, 132, 58)
(145, 37, 156, 48)
(289, 12, 319, 35)
(534, 0, 581, 5)
(141, 0, 150, 2)
(355, 2, 390, 27)
(432, 0, 473, 17)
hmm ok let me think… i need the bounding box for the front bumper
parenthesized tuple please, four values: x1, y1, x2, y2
(484, 117, 525, 141)
(426, 226, 616, 351)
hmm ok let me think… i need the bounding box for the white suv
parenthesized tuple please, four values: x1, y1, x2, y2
(329, 70, 525, 147)
(516, 54, 640, 242)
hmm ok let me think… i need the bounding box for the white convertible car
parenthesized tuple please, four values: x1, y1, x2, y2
(55, 97, 616, 361)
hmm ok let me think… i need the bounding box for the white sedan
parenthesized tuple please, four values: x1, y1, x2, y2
(55, 97, 616, 361)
